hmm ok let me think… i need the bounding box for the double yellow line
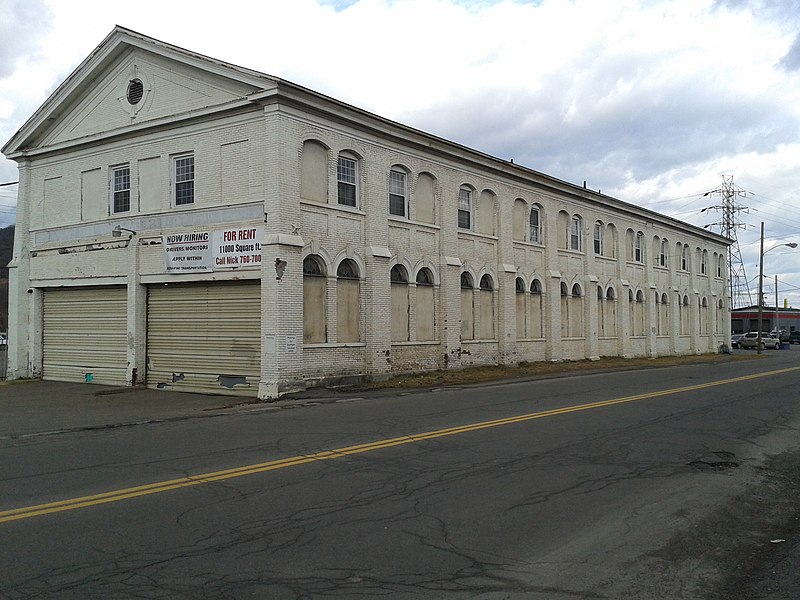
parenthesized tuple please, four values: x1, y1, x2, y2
(3, 364, 799, 524)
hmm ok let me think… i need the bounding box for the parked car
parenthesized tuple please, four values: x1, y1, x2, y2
(739, 332, 780, 350)
(0, 333, 7, 345)
(730, 333, 745, 349)
(771, 330, 790, 342)
(790, 331, 800, 345)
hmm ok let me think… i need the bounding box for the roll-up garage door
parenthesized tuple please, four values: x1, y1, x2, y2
(146, 281, 261, 396)
(42, 286, 128, 385)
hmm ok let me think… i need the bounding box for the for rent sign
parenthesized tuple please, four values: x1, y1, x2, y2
(163, 232, 213, 273)
(212, 227, 263, 270)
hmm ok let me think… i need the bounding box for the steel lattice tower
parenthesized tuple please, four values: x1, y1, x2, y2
(701, 175, 752, 308)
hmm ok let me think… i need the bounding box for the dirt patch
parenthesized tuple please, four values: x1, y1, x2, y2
(350, 352, 763, 391)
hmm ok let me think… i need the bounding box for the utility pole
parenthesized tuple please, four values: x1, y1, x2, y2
(701, 175, 752, 308)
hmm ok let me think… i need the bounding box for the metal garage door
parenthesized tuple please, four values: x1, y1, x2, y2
(146, 281, 261, 396)
(42, 286, 128, 385)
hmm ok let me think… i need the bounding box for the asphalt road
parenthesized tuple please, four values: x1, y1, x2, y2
(1, 351, 800, 599)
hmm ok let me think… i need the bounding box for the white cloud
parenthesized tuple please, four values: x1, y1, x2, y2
(1, 0, 799, 304)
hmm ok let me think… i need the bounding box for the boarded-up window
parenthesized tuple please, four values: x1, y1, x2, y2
(570, 283, 584, 338)
(515, 277, 526, 339)
(513, 199, 527, 241)
(529, 279, 543, 338)
(598, 286, 606, 337)
(416, 173, 436, 224)
(561, 282, 570, 338)
(416, 268, 435, 341)
(635, 290, 646, 336)
(606, 288, 617, 337)
(300, 140, 328, 203)
(391, 265, 409, 342)
(479, 274, 495, 340)
(460, 272, 474, 340)
(221, 140, 249, 203)
(303, 255, 326, 343)
(138, 157, 163, 214)
(81, 168, 106, 221)
(680, 294, 690, 335)
(337, 260, 360, 343)
(476, 190, 496, 236)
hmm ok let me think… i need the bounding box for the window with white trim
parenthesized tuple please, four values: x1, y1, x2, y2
(172, 154, 194, 206)
(458, 186, 472, 229)
(593, 221, 603, 255)
(337, 154, 357, 207)
(659, 239, 668, 267)
(529, 206, 541, 243)
(389, 168, 407, 217)
(569, 216, 582, 251)
(634, 231, 643, 262)
(111, 164, 131, 213)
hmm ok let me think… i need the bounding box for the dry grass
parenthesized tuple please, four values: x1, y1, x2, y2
(355, 352, 764, 390)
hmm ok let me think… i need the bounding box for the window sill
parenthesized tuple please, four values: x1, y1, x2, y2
(303, 342, 367, 349)
(594, 254, 617, 262)
(390, 340, 440, 346)
(558, 249, 584, 256)
(461, 339, 498, 344)
(388, 216, 439, 230)
(458, 230, 498, 241)
(513, 240, 545, 249)
(300, 199, 366, 216)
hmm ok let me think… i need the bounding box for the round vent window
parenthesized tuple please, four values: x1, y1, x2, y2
(127, 79, 144, 105)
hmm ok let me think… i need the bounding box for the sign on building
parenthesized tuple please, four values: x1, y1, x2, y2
(163, 232, 213, 273)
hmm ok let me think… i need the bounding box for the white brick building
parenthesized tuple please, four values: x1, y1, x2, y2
(3, 27, 731, 398)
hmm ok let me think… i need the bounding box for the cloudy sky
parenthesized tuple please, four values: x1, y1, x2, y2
(1, 0, 800, 308)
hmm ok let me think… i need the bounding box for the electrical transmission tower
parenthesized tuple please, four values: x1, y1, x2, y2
(701, 175, 752, 308)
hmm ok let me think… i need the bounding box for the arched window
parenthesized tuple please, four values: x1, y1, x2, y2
(594, 221, 603, 255)
(701, 249, 708, 275)
(700, 297, 709, 335)
(635, 232, 644, 262)
(458, 186, 472, 230)
(529, 279, 543, 338)
(336, 259, 360, 343)
(513, 199, 527, 241)
(717, 254, 725, 278)
(416, 268, 433, 285)
(479, 275, 495, 339)
(635, 290, 645, 337)
(300, 140, 328, 203)
(659, 238, 668, 267)
(605, 287, 617, 338)
(571, 283, 584, 338)
(476, 190, 496, 236)
(605, 223, 617, 258)
(416, 267, 435, 341)
(303, 255, 327, 343)
(680, 294, 690, 335)
(460, 272, 474, 340)
(658, 292, 669, 336)
(416, 172, 436, 224)
(681, 244, 690, 271)
(530, 205, 541, 244)
(569, 215, 582, 251)
(390, 265, 409, 342)
(515, 277, 526, 339)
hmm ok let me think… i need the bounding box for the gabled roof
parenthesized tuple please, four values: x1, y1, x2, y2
(2, 26, 279, 156)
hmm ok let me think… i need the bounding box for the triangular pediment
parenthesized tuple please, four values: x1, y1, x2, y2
(3, 27, 277, 155)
